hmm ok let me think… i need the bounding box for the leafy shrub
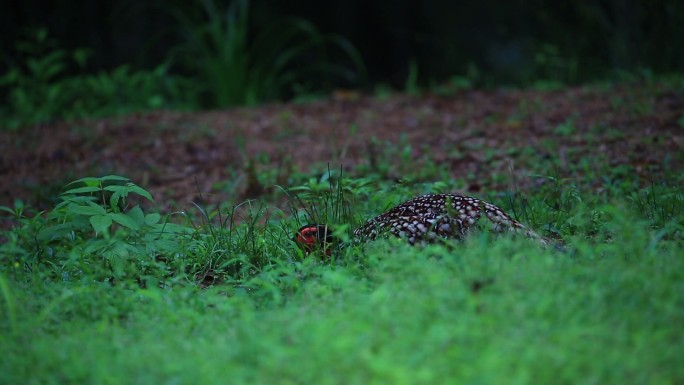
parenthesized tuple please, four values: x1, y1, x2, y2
(152, 0, 366, 107)
(0, 29, 197, 130)
(0, 175, 303, 287)
(0, 176, 190, 284)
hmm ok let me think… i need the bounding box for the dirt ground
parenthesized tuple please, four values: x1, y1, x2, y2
(1, 83, 682, 212)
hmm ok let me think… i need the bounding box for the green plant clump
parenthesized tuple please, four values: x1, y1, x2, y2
(155, 0, 366, 107)
(0, 29, 196, 130)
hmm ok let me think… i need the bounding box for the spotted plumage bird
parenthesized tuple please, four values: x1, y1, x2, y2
(296, 193, 548, 252)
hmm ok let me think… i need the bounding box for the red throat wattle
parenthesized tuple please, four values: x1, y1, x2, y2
(296, 227, 319, 249)
(295, 225, 334, 256)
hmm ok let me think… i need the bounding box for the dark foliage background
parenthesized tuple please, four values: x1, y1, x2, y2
(2, 0, 683, 88)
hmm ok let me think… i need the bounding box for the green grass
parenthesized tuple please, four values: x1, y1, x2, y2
(2, 60, 683, 385)
(1, 167, 683, 384)
(1, 222, 682, 384)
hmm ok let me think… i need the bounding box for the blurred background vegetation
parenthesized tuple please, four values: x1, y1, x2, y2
(1, 0, 683, 128)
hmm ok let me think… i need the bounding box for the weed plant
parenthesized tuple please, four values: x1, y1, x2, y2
(0, 29, 196, 130)
(146, 0, 366, 107)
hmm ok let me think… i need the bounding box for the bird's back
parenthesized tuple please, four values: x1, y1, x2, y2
(353, 193, 543, 245)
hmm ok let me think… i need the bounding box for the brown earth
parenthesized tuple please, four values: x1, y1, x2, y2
(1, 83, 682, 212)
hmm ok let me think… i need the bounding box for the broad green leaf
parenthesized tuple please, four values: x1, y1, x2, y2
(103, 185, 130, 193)
(59, 196, 97, 205)
(66, 177, 101, 187)
(127, 206, 145, 226)
(144, 212, 161, 226)
(62, 186, 102, 195)
(109, 213, 140, 230)
(99, 175, 130, 182)
(89, 215, 112, 234)
(13, 199, 24, 210)
(105, 185, 129, 210)
(127, 184, 153, 201)
(53, 196, 97, 213)
(67, 202, 107, 216)
(110, 190, 125, 211)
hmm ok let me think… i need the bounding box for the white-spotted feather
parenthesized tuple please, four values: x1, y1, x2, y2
(353, 194, 547, 245)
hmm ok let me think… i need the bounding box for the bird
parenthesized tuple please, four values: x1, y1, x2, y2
(295, 224, 336, 255)
(295, 193, 548, 253)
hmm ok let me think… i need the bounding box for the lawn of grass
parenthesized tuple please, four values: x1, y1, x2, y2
(1, 80, 683, 384)
(1, 174, 682, 385)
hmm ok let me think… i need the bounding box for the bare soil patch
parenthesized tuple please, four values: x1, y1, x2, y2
(1, 83, 681, 211)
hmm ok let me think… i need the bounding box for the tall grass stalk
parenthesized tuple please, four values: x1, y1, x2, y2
(158, 0, 365, 107)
